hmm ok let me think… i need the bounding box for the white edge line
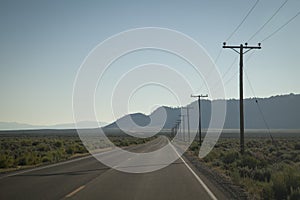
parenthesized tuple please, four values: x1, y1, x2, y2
(170, 143, 218, 200)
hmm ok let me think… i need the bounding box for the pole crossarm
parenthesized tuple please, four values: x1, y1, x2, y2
(223, 42, 261, 55)
(222, 45, 261, 49)
(191, 94, 208, 98)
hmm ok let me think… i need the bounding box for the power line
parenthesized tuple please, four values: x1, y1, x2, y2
(195, 0, 261, 94)
(261, 9, 300, 42)
(223, 70, 238, 87)
(195, 0, 260, 93)
(221, 56, 238, 80)
(226, 0, 260, 41)
(214, 48, 223, 64)
(243, 6, 299, 147)
(210, 57, 238, 91)
(244, 70, 277, 148)
(196, 53, 243, 93)
(193, 49, 223, 94)
(220, 52, 255, 88)
(248, 0, 289, 42)
(197, 1, 298, 94)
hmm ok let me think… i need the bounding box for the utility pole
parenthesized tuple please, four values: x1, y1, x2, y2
(171, 120, 181, 137)
(191, 94, 208, 146)
(182, 106, 193, 143)
(223, 42, 261, 154)
(175, 120, 181, 139)
(179, 114, 185, 142)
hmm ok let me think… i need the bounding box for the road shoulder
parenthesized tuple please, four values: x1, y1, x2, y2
(183, 151, 248, 200)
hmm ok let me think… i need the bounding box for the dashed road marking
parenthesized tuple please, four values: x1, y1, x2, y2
(65, 185, 85, 198)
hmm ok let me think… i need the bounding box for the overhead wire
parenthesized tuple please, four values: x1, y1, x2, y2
(195, 0, 260, 94)
(211, 57, 238, 90)
(221, 56, 238, 80)
(226, 0, 260, 41)
(216, 0, 295, 83)
(193, 49, 223, 94)
(214, 48, 223, 64)
(216, 0, 298, 151)
(225, 0, 299, 147)
(223, 51, 255, 88)
(223, 70, 238, 87)
(195, 0, 298, 99)
(261, 9, 300, 42)
(223, 0, 292, 89)
(207, 0, 260, 92)
(247, 0, 289, 42)
(211, 48, 256, 92)
(243, 49, 277, 148)
(244, 70, 278, 149)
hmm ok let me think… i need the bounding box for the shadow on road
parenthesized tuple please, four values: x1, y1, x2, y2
(14, 167, 110, 177)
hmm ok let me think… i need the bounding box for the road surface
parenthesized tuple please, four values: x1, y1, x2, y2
(0, 136, 229, 200)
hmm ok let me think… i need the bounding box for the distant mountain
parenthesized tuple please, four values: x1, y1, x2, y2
(2, 94, 299, 131)
(105, 106, 180, 131)
(104, 93, 300, 130)
(221, 94, 300, 129)
(51, 121, 108, 129)
(0, 121, 108, 130)
(105, 113, 150, 129)
(0, 122, 36, 130)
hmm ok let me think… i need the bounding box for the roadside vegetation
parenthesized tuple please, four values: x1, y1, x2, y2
(0, 135, 154, 172)
(189, 138, 300, 200)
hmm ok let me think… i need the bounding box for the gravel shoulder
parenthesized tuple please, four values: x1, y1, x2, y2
(184, 151, 249, 200)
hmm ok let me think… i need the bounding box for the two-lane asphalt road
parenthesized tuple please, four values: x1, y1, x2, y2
(0, 136, 229, 200)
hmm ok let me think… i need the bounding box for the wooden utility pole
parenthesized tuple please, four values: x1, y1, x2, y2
(191, 94, 208, 146)
(182, 106, 193, 142)
(173, 120, 180, 137)
(223, 42, 261, 154)
(179, 114, 185, 142)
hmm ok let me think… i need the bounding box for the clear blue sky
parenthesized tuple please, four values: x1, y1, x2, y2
(0, 0, 299, 125)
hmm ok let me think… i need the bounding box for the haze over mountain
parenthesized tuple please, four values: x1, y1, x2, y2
(105, 93, 300, 130)
(0, 121, 108, 130)
(1, 94, 299, 131)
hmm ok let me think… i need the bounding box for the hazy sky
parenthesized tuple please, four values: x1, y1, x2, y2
(0, 0, 299, 125)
